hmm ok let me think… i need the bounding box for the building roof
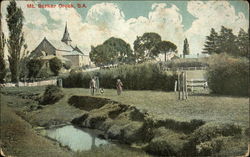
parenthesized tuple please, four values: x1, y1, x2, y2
(50, 40, 73, 52)
(61, 22, 72, 43)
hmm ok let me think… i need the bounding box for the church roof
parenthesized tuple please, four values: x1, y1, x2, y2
(50, 40, 73, 52)
(61, 22, 72, 43)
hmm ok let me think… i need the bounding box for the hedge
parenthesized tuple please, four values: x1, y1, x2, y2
(207, 54, 249, 96)
(62, 63, 177, 91)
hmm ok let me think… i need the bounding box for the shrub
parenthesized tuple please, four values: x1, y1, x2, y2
(40, 85, 64, 105)
(63, 63, 177, 91)
(0, 60, 6, 83)
(27, 59, 44, 78)
(49, 57, 62, 76)
(63, 61, 71, 70)
(207, 54, 249, 96)
(183, 123, 242, 156)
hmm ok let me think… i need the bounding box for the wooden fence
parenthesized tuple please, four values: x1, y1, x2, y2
(187, 79, 207, 91)
(0, 79, 57, 88)
(165, 66, 208, 71)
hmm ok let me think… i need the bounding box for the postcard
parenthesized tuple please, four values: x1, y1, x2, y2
(0, 0, 249, 157)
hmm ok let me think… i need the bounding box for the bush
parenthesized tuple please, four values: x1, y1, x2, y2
(162, 58, 208, 69)
(49, 57, 62, 76)
(27, 59, 44, 78)
(0, 60, 6, 83)
(62, 63, 177, 91)
(40, 85, 64, 105)
(63, 61, 71, 70)
(207, 54, 249, 96)
(183, 123, 242, 156)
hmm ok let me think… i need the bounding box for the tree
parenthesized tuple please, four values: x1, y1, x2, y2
(217, 26, 238, 55)
(183, 38, 190, 58)
(90, 37, 134, 66)
(134, 32, 161, 62)
(0, 32, 7, 83)
(103, 37, 134, 64)
(202, 28, 219, 54)
(6, 0, 25, 82)
(156, 41, 177, 61)
(27, 59, 44, 78)
(236, 28, 249, 58)
(49, 57, 62, 76)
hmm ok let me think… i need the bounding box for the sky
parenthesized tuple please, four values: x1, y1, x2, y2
(1, 0, 249, 56)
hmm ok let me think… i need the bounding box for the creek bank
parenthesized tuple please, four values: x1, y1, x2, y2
(69, 95, 216, 156)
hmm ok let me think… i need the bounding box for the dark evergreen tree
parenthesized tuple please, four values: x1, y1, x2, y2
(202, 28, 219, 54)
(236, 28, 249, 58)
(217, 26, 238, 55)
(183, 38, 190, 58)
(0, 32, 6, 83)
(6, 0, 25, 82)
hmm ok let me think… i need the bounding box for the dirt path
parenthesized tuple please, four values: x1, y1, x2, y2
(0, 94, 73, 157)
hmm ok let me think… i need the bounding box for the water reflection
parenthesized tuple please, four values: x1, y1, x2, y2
(46, 125, 108, 151)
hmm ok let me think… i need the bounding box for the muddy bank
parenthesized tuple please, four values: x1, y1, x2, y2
(69, 95, 215, 156)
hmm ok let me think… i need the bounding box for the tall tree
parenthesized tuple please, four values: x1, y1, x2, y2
(6, 0, 25, 82)
(217, 26, 238, 55)
(183, 38, 190, 58)
(236, 28, 249, 58)
(103, 37, 134, 64)
(90, 37, 134, 66)
(156, 41, 177, 61)
(0, 32, 6, 83)
(133, 32, 161, 62)
(202, 28, 219, 54)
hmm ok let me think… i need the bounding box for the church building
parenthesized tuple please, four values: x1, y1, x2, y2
(30, 23, 90, 68)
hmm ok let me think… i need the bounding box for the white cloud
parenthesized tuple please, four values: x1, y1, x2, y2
(186, 1, 249, 54)
(2, 1, 248, 57)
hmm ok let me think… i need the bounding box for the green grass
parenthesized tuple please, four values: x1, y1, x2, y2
(1, 86, 249, 156)
(2, 86, 248, 127)
(58, 88, 248, 127)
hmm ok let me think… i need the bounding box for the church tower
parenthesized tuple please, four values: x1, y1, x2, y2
(61, 22, 72, 45)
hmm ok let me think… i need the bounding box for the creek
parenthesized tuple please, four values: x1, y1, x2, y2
(46, 125, 109, 151)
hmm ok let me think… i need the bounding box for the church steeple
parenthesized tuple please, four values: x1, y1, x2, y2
(61, 22, 72, 45)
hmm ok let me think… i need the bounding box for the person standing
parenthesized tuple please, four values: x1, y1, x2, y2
(116, 79, 123, 95)
(89, 78, 96, 96)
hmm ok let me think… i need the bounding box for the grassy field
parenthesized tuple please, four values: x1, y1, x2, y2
(2, 86, 248, 127)
(59, 88, 248, 127)
(1, 86, 249, 156)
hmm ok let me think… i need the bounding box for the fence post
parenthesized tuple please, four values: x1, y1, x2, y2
(178, 73, 181, 100)
(182, 72, 185, 100)
(185, 72, 188, 99)
(174, 80, 177, 92)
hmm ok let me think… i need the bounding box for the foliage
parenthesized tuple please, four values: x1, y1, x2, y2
(63, 63, 177, 91)
(183, 38, 190, 57)
(40, 85, 64, 105)
(0, 32, 6, 83)
(207, 54, 249, 96)
(90, 37, 134, 66)
(162, 58, 208, 69)
(236, 28, 249, 58)
(6, 0, 26, 82)
(49, 57, 62, 76)
(133, 32, 162, 62)
(203, 26, 249, 58)
(26, 59, 44, 78)
(203, 28, 219, 54)
(63, 61, 71, 70)
(183, 123, 242, 156)
(156, 41, 177, 62)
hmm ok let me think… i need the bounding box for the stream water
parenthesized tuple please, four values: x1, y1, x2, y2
(46, 125, 109, 151)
